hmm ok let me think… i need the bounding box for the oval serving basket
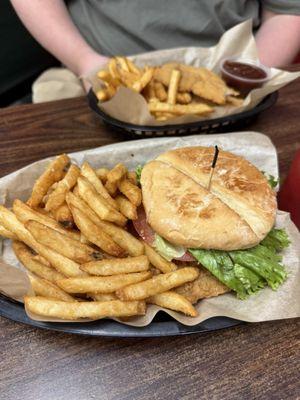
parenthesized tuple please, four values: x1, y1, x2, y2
(88, 90, 278, 139)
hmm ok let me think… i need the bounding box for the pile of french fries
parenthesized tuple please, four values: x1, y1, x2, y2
(96, 56, 242, 121)
(0, 154, 199, 321)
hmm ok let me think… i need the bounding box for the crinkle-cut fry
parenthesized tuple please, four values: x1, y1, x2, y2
(57, 271, 151, 294)
(81, 162, 118, 209)
(24, 296, 146, 320)
(167, 69, 181, 105)
(107, 163, 127, 183)
(0, 205, 83, 277)
(12, 241, 65, 282)
(147, 291, 197, 317)
(95, 168, 109, 182)
(29, 275, 75, 302)
(115, 195, 137, 220)
(25, 220, 101, 264)
(115, 56, 130, 72)
(154, 81, 167, 101)
(27, 154, 70, 208)
(52, 202, 74, 228)
(118, 178, 142, 206)
(77, 176, 126, 226)
(89, 293, 117, 302)
(132, 67, 154, 93)
(116, 267, 199, 301)
(70, 205, 126, 257)
(13, 199, 80, 241)
(144, 243, 177, 273)
(0, 224, 17, 240)
(126, 58, 141, 75)
(148, 101, 213, 116)
(127, 171, 138, 185)
(65, 192, 144, 256)
(81, 255, 149, 276)
(45, 164, 80, 212)
(176, 92, 192, 104)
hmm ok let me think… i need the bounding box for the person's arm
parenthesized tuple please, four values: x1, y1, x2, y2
(10, 0, 108, 76)
(256, 9, 300, 67)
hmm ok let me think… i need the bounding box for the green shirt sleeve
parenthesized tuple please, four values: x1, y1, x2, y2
(263, 0, 300, 15)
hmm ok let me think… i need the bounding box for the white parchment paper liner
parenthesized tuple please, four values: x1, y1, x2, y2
(0, 132, 299, 326)
(88, 20, 300, 126)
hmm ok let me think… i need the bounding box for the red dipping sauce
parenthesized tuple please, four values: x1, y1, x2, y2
(221, 58, 270, 96)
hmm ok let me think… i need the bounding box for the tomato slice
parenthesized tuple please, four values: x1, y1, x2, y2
(133, 207, 195, 262)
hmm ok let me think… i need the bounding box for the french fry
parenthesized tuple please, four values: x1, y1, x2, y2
(167, 69, 181, 105)
(0, 224, 17, 240)
(81, 255, 149, 276)
(57, 271, 151, 294)
(148, 101, 213, 116)
(147, 291, 197, 317)
(126, 58, 141, 75)
(32, 254, 51, 268)
(52, 202, 74, 228)
(81, 162, 118, 209)
(77, 176, 126, 226)
(118, 178, 142, 206)
(29, 275, 75, 302)
(108, 58, 120, 79)
(27, 154, 70, 208)
(95, 168, 109, 182)
(97, 70, 121, 87)
(70, 205, 126, 257)
(65, 193, 144, 256)
(115, 56, 130, 72)
(127, 171, 138, 185)
(0, 206, 83, 277)
(132, 67, 154, 93)
(143, 81, 156, 101)
(12, 241, 65, 282)
(144, 243, 177, 273)
(89, 293, 117, 302)
(106, 163, 127, 183)
(176, 92, 192, 104)
(13, 199, 80, 241)
(104, 179, 118, 196)
(154, 81, 168, 102)
(25, 220, 101, 263)
(115, 195, 137, 220)
(96, 89, 108, 102)
(116, 267, 199, 301)
(24, 296, 146, 320)
(45, 164, 80, 212)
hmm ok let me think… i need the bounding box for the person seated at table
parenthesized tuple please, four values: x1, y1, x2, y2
(10, 0, 300, 101)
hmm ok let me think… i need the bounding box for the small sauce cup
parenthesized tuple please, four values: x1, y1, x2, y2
(220, 57, 271, 97)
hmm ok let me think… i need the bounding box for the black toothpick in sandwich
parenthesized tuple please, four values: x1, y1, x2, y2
(207, 145, 219, 190)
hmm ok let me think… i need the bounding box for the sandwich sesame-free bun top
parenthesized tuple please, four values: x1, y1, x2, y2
(140, 147, 276, 250)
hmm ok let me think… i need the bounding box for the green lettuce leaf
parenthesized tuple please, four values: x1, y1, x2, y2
(189, 228, 289, 299)
(135, 165, 143, 185)
(261, 171, 278, 189)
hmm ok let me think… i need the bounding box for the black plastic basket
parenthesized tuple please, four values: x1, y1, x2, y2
(88, 90, 278, 139)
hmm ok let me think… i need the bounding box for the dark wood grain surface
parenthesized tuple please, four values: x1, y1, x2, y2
(0, 66, 299, 400)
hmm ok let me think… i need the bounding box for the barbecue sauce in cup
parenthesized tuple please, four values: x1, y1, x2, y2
(221, 59, 270, 97)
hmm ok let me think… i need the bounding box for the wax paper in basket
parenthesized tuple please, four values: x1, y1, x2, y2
(87, 20, 300, 126)
(0, 132, 299, 325)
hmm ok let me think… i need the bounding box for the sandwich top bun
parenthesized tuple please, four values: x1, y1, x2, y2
(141, 147, 276, 250)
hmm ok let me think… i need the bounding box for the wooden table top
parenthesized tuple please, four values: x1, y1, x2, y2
(0, 66, 299, 400)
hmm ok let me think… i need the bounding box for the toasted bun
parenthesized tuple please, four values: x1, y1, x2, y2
(141, 147, 276, 250)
